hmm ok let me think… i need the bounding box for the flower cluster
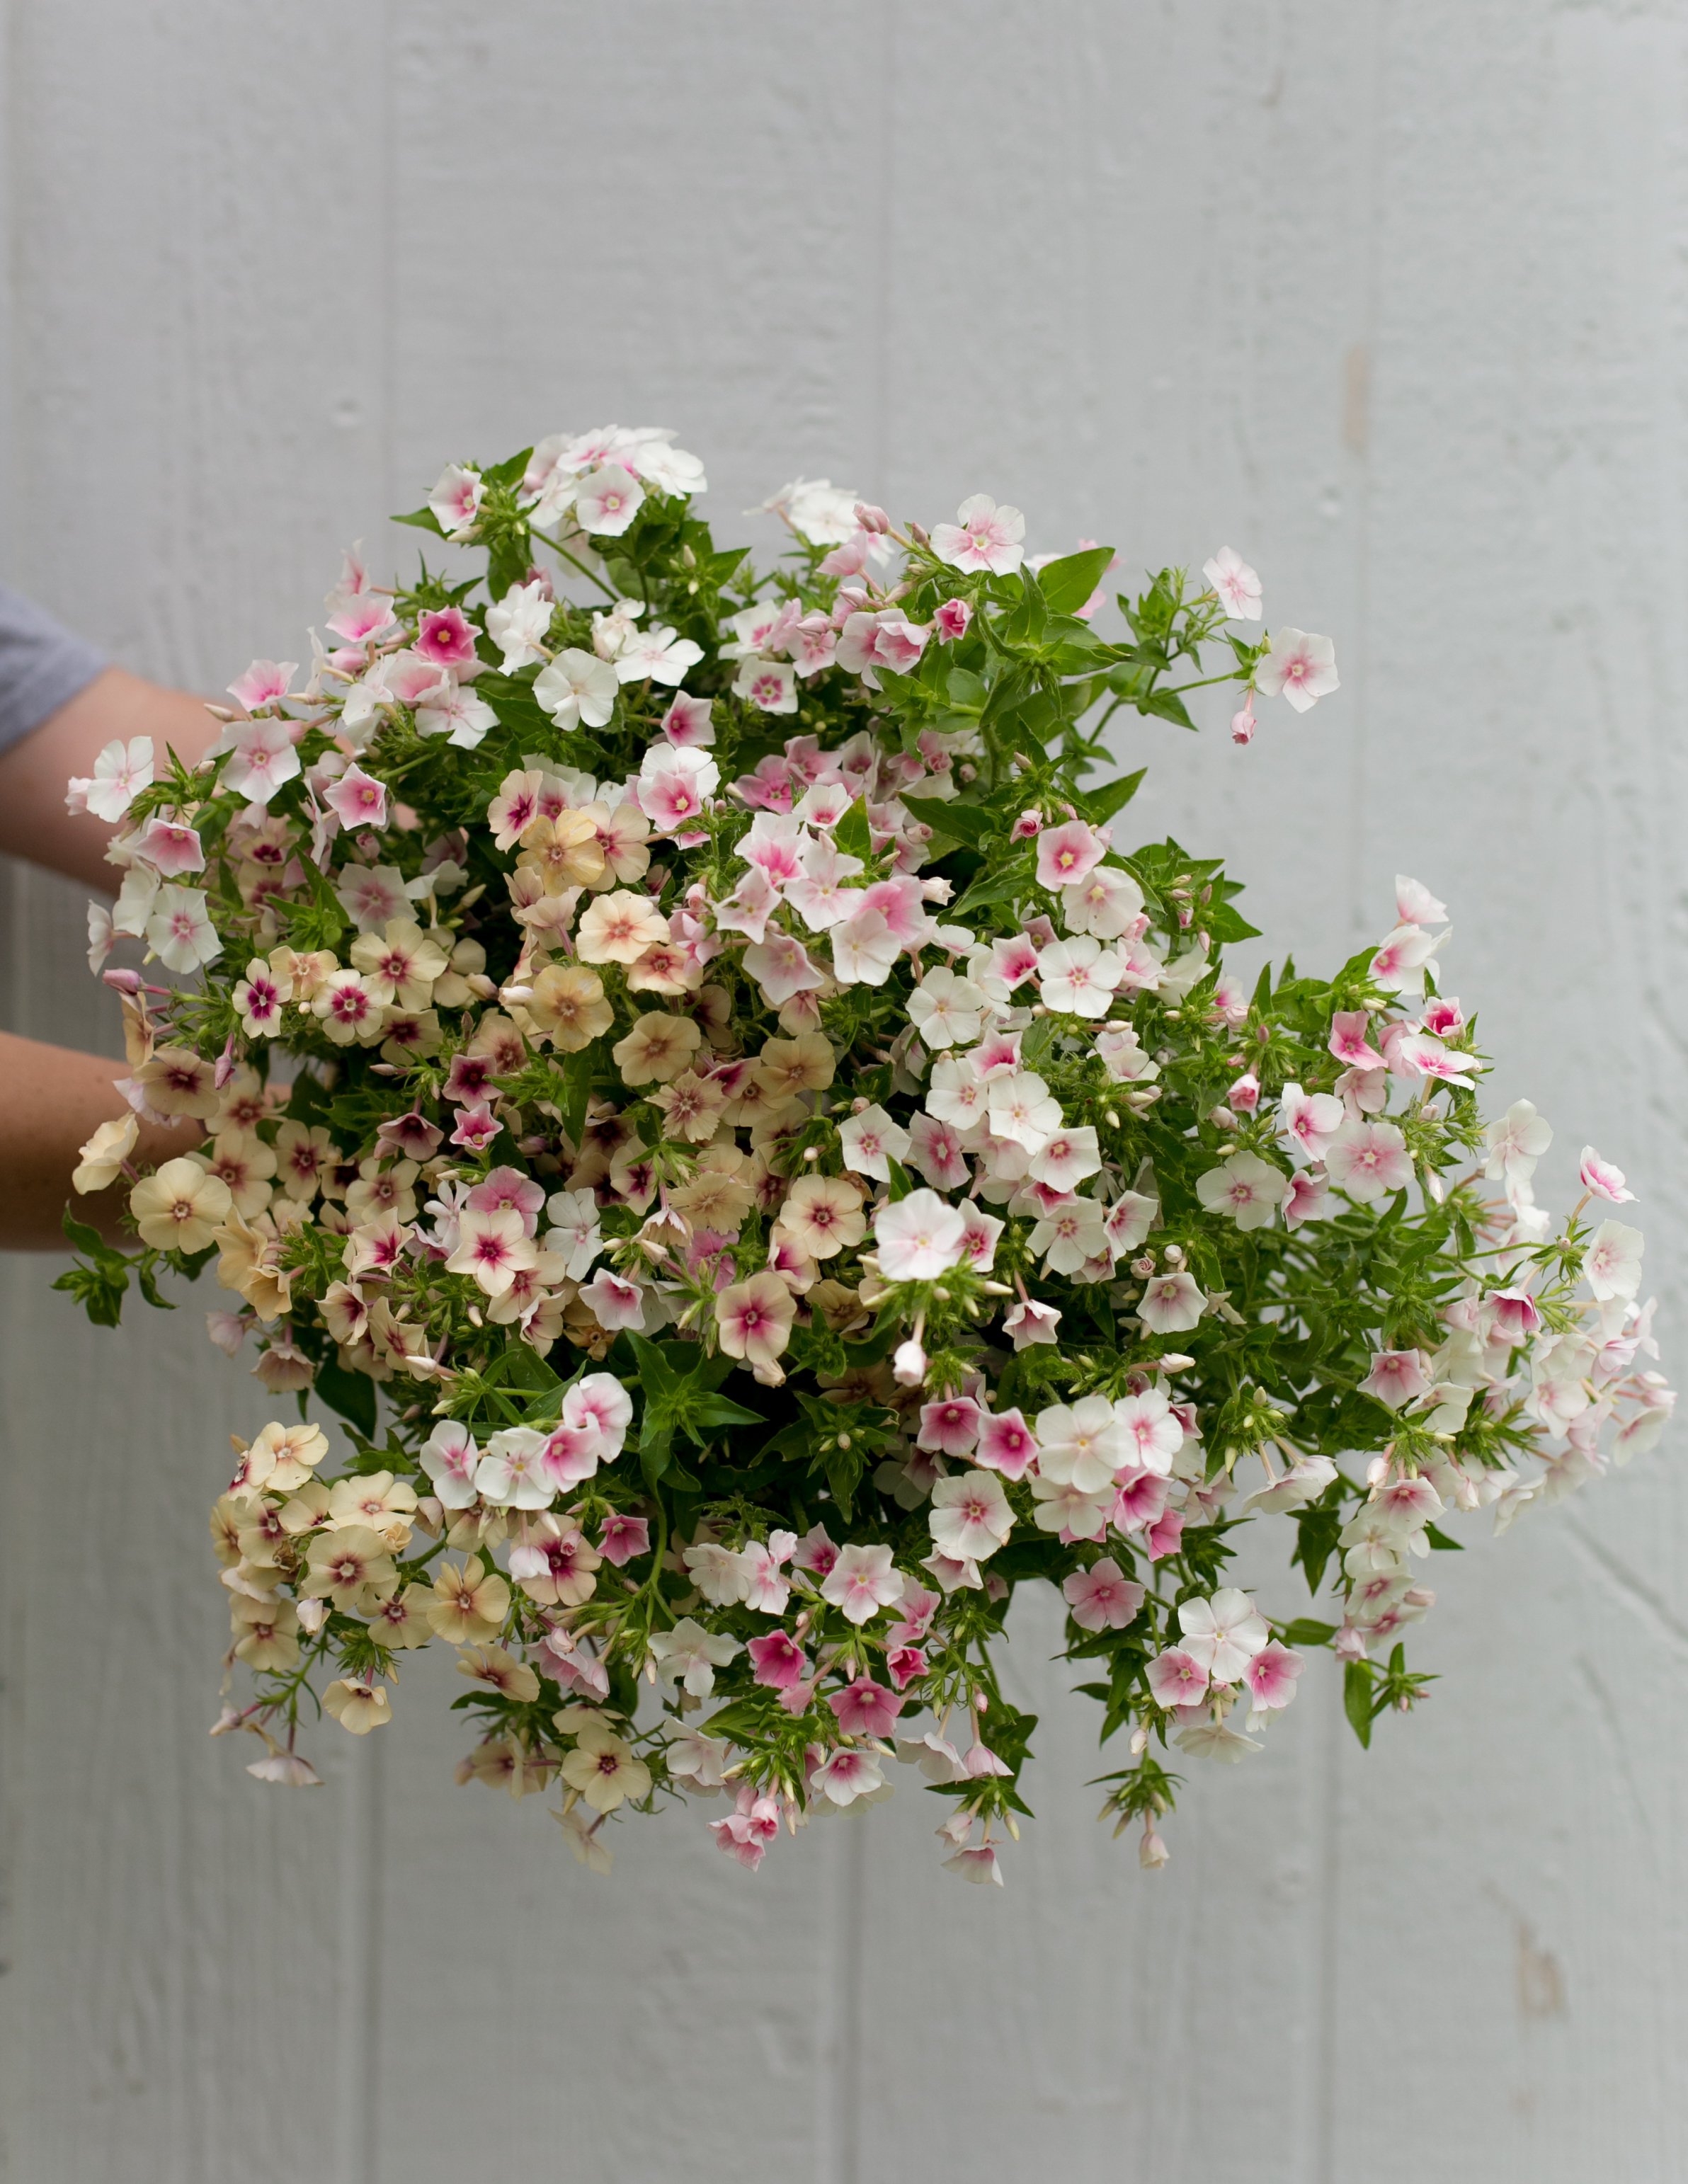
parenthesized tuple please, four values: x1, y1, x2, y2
(57, 428, 1672, 1884)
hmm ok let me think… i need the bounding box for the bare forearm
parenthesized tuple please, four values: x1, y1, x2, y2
(0, 668, 221, 891)
(0, 1029, 201, 1250)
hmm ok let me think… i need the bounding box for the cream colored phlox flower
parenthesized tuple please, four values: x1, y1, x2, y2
(130, 1157, 232, 1252)
(72, 1111, 138, 1194)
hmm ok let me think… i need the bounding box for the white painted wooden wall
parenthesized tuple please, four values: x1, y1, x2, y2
(3, 4, 1684, 2176)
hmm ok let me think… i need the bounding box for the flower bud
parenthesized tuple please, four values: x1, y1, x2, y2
(891, 1337, 928, 1388)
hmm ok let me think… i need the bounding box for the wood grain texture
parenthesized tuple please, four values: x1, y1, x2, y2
(2, 2, 1684, 2177)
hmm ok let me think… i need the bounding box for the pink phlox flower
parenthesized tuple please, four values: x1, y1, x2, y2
(1203, 547, 1262, 621)
(228, 659, 297, 711)
(793, 1523, 840, 1577)
(1112, 1467, 1171, 1533)
(578, 1269, 648, 1331)
(1327, 1118, 1413, 1202)
(744, 1629, 809, 1692)
(1004, 1295, 1062, 1349)
(412, 607, 477, 668)
(133, 817, 205, 878)
(828, 1677, 904, 1739)
(974, 1407, 1038, 1480)
(418, 1420, 481, 1510)
(906, 1112, 972, 1193)
(739, 811, 808, 889)
(1328, 1010, 1385, 1070)
(931, 493, 1026, 576)
(1144, 1509, 1185, 1560)
(1278, 1082, 1344, 1162)
(324, 765, 389, 833)
(637, 744, 719, 831)
(1146, 1648, 1209, 1706)
(712, 864, 782, 944)
(1282, 1172, 1333, 1228)
(741, 1531, 797, 1615)
(884, 1645, 929, 1691)
(1580, 1146, 1635, 1204)
(1035, 818, 1107, 892)
(326, 589, 399, 644)
(597, 1512, 650, 1566)
(1254, 627, 1338, 712)
(1231, 699, 1258, 745)
(450, 1103, 501, 1154)
(1359, 1349, 1432, 1411)
(811, 1747, 887, 1808)
(1244, 1642, 1304, 1710)
(222, 719, 302, 806)
(916, 1395, 981, 1456)
(1369, 922, 1442, 996)
(1063, 1557, 1144, 1633)
(1114, 1389, 1183, 1475)
(874, 1189, 969, 1281)
(1396, 874, 1448, 925)
(1585, 1220, 1644, 1303)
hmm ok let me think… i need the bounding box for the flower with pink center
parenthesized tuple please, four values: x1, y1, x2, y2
(324, 765, 389, 833)
(794, 1524, 839, 1577)
(579, 1269, 649, 1332)
(1283, 1172, 1333, 1228)
(740, 1532, 797, 1614)
(1254, 627, 1338, 712)
(931, 493, 1026, 576)
(1202, 546, 1263, 620)
(734, 657, 799, 714)
(597, 1512, 650, 1566)
(419, 1420, 480, 1509)
(829, 905, 902, 987)
(534, 1423, 603, 1492)
(67, 735, 154, 823)
(1244, 1642, 1305, 1711)
(134, 817, 205, 878)
(1488, 1288, 1543, 1344)
(885, 1645, 929, 1691)
(929, 1470, 1015, 1562)
(933, 597, 973, 641)
(748, 1630, 808, 1689)
(571, 461, 645, 535)
(1397, 874, 1448, 925)
(828, 1678, 904, 1739)
(145, 885, 222, 973)
(409, 606, 477, 668)
(335, 864, 410, 933)
(874, 1189, 969, 1282)
(445, 1206, 538, 1298)
(1278, 1082, 1344, 1161)
(1196, 1150, 1289, 1230)
(975, 1407, 1038, 1480)
(1359, 1349, 1432, 1411)
(1580, 1146, 1635, 1204)
(1585, 1220, 1644, 1303)
(465, 1164, 545, 1236)
(326, 589, 399, 644)
(812, 1746, 886, 1807)
(1146, 1648, 1209, 1706)
(906, 1113, 971, 1192)
(1326, 1118, 1413, 1202)
(638, 743, 720, 830)
(917, 1395, 981, 1456)
(714, 1269, 797, 1371)
(1114, 1389, 1183, 1474)
(1328, 1010, 1386, 1070)
(1231, 699, 1258, 744)
(228, 658, 297, 711)
(820, 1542, 905, 1625)
(1112, 1467, 1170, 1533)
(1028, 1126, 1102, 1194)
(1004, 1296, 1062, 1349)
(1063, 1557, 1145, 1633)
(1037, 935, 1124, 1019)
(1035, 818, 1107, 892)
(744, 930, 824, 1008)
(657, 691, 715, 750)
(450, 1103, 501, 1154)
(838, 1103, 911, 1182)
(1369, 923, 1442, 997)
(233, 959, 288, 1038)
(428, 462, 484, 538)
(222, 719, 301, 806)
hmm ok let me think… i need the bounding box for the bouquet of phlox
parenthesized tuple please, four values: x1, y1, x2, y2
(56, 428, 1674, 1882)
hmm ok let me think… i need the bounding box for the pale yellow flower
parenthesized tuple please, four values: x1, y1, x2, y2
(134, 1045, 221, 1119)
(370, 1583, 435, 1651)
(772, 1173, 867, 1260)
(273, 1120, 336, 1201)
(344, 1156, 419, 1226)
(323, 1678, 392, 1734)
(278, 1480, 331, 1535)
(755, 1031, 836, 1100)
(612, 1010, 702, 1086)
(130, 1157, 232, 1252)
(646, 1068, 729, 1143)
(527, 963, 614, 1052)
(304, 1524, 397, 1613)
(348, 917, 449, 1008)
(197, 1130, 278, 1219)
(231, 1593, 300, 1673)
(328, 1470, 418, 1547)
(270, 945, 338, 1005)
(669, 1146, 755, 1233)
(212, 1208, 294, 1322)
(561, 1720, 653, 1814)
(576, 888, 668, 966)
(457, 1645, 542, 1704)
(72, 1111, 139, 1194)
(581, 799, 651, 887)
(243, 1420, 329, 1494)
(426, 1557, 511, 1645)
(517, 808, 608, 893)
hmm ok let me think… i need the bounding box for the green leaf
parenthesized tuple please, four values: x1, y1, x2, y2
(1075, 767, 1146, 825)
(481, 446, 535, 490)
(1280, 1618, 1338, 1648)
(1139, 687, 1197, 730)
(1424, 1523, 1465, 1552)
(1343, 1660, 1375, 1749)
(899, 794, 993, 847)
(392, 505, 446, 535)
(1291, 1502, 1342, 1594)
(950, 869, 1025, 920)
(1036, 547, 1115, 617)
(314, 1357, 378, 1439)
(690, 1394, 767, 1431)
(834, 796, 873, 864)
